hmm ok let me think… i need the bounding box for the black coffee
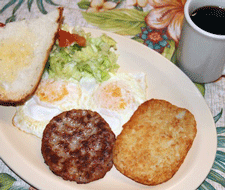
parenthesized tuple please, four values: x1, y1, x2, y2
(190, 6, 225, 35)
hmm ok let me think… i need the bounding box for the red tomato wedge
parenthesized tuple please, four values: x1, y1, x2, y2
(0, 23, 5, 27)
(57, 29, 86, 47)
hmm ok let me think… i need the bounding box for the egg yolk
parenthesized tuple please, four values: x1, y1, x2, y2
(97, 82, 134, 111)
(35, 80, 69, 103)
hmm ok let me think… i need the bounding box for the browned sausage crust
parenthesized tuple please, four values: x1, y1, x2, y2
(41, 109, 116, 184)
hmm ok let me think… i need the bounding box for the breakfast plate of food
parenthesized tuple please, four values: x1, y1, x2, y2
(0, 7, 217, 190)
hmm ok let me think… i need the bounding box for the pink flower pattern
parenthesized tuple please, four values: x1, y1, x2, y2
(145, 0, 186, 43)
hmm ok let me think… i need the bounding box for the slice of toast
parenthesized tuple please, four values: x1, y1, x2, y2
(0, 7, 63, 106)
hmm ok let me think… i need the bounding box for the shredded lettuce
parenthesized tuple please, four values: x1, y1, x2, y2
(45, 28, 119, 82)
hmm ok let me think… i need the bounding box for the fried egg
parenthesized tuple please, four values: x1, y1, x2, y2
(89, 73, 146, 135)
(13, 75, 82, 137)
(13, 72, 147, 137)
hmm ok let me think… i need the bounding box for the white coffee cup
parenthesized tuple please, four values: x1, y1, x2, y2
(177, 0, 225, 83)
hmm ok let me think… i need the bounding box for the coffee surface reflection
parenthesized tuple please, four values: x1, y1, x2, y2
(190, 6, 225, 35)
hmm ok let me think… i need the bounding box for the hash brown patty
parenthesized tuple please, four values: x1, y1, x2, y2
(41, 109, 116, 184)
(113, 99, 197, 185)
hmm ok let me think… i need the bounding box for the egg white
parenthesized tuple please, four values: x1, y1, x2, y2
(13, 72, 147, 137)
(13, 74, 82, 138)
(87, 72, 147, 135)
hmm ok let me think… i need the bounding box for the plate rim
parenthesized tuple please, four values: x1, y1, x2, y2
(0, 27, 217, 190)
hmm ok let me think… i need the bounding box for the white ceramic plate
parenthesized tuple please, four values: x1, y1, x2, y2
(0, 28, 217, 190)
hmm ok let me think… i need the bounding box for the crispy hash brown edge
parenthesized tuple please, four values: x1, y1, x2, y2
(113, 99, 197, 186)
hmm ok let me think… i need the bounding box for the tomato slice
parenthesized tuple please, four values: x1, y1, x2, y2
(57, 29, 86, 47)
(0, 23, 5, 27)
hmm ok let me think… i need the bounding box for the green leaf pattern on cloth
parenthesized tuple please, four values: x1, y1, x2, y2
(212, 159, 225, 173)
(207, 170, 225, 188)
(198, 180, 216, 190)
(0, 0, 58, 20)
(27, 0, 34, 11)
(194, 83, 205, 97)
(161, 40, 175, 61)
(82, 9, 148, 36)
(217, 127, 225, 135)
(0, 0, 17, 14)
(214, 109, 223, 123)
(0, 173, 16, 190)
(77, 0, 91, 9)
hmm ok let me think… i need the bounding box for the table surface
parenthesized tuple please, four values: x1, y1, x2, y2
(0, 0, 225, 189)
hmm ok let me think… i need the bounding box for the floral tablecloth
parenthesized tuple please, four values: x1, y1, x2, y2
(0, 0, 225, 189)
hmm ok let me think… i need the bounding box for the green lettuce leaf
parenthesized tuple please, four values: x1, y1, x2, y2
(46, 31, 119, 82)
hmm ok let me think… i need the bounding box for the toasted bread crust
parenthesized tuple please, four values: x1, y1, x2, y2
(113, 99, 197, 185)
(0, 7, 64, 106)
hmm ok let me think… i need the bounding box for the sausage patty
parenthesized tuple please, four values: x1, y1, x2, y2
(41, 109, 116, 184)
